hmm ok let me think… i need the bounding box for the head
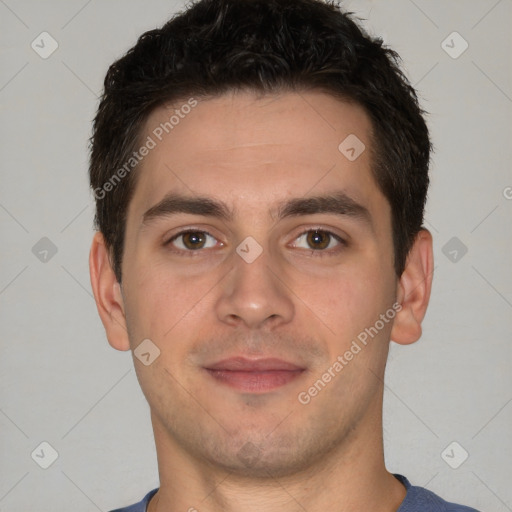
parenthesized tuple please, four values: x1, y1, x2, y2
(89, 0, 433, 478)
(90, 0, 431, 282)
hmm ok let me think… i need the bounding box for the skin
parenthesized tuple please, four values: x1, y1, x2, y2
(90, 91, 433, 512)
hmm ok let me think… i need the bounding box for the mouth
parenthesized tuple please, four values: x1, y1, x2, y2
(204, 357, 306, 393)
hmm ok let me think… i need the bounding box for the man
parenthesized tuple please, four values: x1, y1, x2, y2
(88, 0, 480, 510)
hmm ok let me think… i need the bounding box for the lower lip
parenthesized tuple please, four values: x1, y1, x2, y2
(205, 369, 304, 393)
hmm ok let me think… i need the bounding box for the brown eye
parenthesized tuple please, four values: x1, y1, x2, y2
(168, 230, 218, 252)
(182, 231, 207, 250)
(306, 230, 331, 250)
(293, 229, 345, 254)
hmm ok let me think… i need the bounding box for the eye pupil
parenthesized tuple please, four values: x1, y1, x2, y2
(183, 232, 206, 250)
(307, 230, 330, 250)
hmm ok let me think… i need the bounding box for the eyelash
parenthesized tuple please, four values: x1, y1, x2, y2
(165, 228, 347, 257)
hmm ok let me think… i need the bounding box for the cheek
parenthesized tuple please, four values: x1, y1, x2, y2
(122, 260, 217, 344)
(305, 263, 395, 347)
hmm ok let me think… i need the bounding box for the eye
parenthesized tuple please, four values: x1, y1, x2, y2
(292, 229, 345, 254)
(167, 229, 219, 252)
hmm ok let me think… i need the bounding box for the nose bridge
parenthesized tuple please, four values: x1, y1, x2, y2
(214, 237, 294, 329)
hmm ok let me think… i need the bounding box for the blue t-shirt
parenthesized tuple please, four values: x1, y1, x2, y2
(110, 474, 480, 511)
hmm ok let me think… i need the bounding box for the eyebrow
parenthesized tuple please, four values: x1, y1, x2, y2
(142, 191, 373, 230)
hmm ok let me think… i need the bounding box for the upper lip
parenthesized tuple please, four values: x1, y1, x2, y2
(205, 357, 305, 372)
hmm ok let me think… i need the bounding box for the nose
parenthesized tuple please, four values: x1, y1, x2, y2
(214, 243, 295, 330)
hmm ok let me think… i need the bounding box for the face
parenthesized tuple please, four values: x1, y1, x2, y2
(118, 91, 399, 477)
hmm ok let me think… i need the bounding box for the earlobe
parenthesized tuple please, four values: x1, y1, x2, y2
(89, 232, 131, 351)
(390, 229, 434, 346)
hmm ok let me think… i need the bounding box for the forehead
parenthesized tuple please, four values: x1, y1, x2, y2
(128, 90, 387, 223)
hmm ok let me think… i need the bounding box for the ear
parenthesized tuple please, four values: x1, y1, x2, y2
(89, 232, 131, 351)
(390, 228, 434, 345)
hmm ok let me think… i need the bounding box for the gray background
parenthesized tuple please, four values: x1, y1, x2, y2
(0, 0, 511, 511)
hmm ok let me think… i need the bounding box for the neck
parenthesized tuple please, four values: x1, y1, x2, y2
(148, 396, 406, 512)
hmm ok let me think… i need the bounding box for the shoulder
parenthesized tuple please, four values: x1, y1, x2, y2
(108, 488, 158, 512)
(395, 474, 480, 512)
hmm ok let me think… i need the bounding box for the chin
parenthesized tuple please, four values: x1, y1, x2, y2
(196, 426, 330, 480)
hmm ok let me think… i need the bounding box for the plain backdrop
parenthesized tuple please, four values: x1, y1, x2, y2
(0, 1, 511, 511)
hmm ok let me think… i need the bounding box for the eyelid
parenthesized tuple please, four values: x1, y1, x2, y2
(164, 227, 223, 252)
(289, 227, 347, 252)
(288, 223, 347, 240)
